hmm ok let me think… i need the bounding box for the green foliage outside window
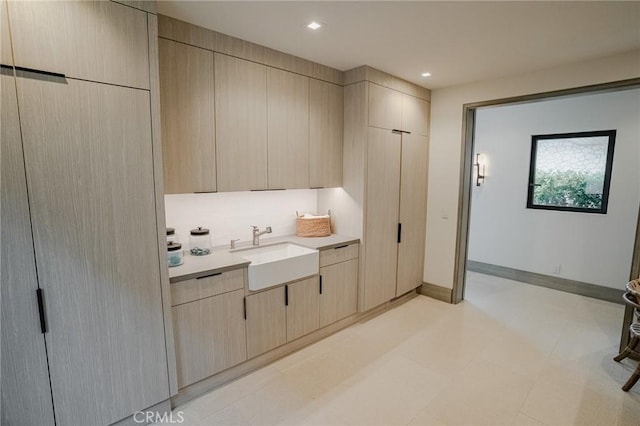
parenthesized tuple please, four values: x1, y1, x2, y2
(532, 170, 603, 209)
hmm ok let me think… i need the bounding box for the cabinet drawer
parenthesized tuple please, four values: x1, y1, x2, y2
(319, 243, 359, 267)
(171, 268, 245, 306)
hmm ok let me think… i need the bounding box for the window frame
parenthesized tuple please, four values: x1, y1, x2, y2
(526, 130, 616, 214)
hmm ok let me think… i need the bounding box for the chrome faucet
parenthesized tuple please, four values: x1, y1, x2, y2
(251, 225, 272, 245)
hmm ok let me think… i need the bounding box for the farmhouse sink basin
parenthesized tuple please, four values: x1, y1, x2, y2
(234, 242, 319, 291)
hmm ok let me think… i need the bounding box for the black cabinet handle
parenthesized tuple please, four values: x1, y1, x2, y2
(196, 272, 222, 280)
(243, 297, 247, 320)
(285, 285, 289, 306)
(334, 244, 348, 250)
(397, 223, 402, 243)
(36, 289, 47, 334)
(319, 275, 323, 294)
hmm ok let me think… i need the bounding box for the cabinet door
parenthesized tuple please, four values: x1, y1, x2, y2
(286, 276, 320, 341)
(245, 286, 287, 358)
(310, 79, 343, 188)
(401, 93, 429, 136)
(363, 127, 401, 311)
(267, 68, 309, 189)
(215, 53, 267, 191)
(8, 0, 149, 89)
(320, 259, 358, 328)
(172, 289, 247, 388)
(368, 83, 401, 131)
(159, 38, 216, 193)
(0, 70, 56, 426)
(1, 0, 11, 65)
(17, 76, 169, 425)
(396, 134, 429, 296)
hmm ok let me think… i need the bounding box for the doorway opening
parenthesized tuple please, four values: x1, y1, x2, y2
(451, 78, 640, 347)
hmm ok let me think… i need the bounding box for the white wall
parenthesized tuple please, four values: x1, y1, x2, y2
(425, 49, 640, 289)
(468, 89, 640, 289)
(164, 190, 317, 247)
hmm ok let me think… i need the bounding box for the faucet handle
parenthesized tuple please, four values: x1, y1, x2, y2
(266, 226, 272, 233)
(251, 225, 258, 231)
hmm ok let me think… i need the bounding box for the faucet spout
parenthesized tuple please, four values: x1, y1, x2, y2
(251, 225, 272, 245)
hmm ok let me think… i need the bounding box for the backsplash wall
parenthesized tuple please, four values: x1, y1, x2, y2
(164, 190, 318, 247)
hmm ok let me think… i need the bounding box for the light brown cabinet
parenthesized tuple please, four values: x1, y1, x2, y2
(310, 79, 344, 188)
(2, 3, 173, 424)
(320, 258, 358, 328)
(245, 286, 287, 358)
(215, 53, 268, 191)
(172, 288, 247, 389)
(368, 82, 402, 130)
(342, 72, 430, 313)
(7, 0, 149, 89)
(159, 38, 216, 193)
(286, 276, 320, 341)
(396, 133, 429, 295)
(267, 68, 310, 189)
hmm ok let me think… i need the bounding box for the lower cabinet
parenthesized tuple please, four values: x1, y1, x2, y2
(172, 270, 247, 389)
(320, 258, 359, 327)
(286, 276, 320, 341)
(245, 285, 287, 359)
(245, 275, 321, 358)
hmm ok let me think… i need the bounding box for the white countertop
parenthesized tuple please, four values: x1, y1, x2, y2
(168, 233, 359, 283)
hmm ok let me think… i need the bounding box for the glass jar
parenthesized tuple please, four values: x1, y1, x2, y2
(167, 242, 183, 267)
(189, 227, 211, 256)
(166, 227, 178, 244)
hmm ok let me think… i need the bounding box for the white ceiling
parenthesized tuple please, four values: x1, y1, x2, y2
(157, 1, 640, 89)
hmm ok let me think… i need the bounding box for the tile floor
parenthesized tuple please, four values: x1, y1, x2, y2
(166, 272, 640, 425)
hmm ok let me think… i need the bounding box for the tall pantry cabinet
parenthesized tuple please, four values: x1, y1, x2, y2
(1, 1, 176, 425)
(342, 68, 430, 312)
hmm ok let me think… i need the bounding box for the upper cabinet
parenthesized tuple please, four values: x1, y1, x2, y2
(310, 79, 344, 188)
(368, 83, 402, 131)
(401, 93, 430, 136)
(158, 18, 345, 193)
(267, 68, 310, 189)
(159, 39, 216, 194)
(7, 1, 149, 89)
(215, 53, 268, 192)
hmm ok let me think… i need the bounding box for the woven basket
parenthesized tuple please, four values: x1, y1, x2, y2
(296, 211, 331, 237)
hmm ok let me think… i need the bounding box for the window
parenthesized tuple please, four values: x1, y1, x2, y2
(527, 130, 616, 214)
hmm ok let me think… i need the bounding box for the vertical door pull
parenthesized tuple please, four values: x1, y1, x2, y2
(319, 275, 323, 294)
(397, 223, 402, 243)
(285, 285, 289, 306)
(36, 289, 47, 333)
(243, 297, 247, 320)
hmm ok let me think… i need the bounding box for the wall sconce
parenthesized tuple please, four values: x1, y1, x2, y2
(474, 153, 485, 186)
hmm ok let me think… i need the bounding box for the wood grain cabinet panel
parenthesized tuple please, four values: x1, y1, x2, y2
(363, 127, 401, 311)
(0, 70, 55, 426)
(310, 79, 343, 188)
(215, 53, 268, 191)
(159, 38, 216, 193)
(267, 67, 309, 189)
(396, 133, 429, 296)
(172, 289, 247, 388)
(245, 286, 287, 358)
(1, 0, 11, 66)
(171, 269, 244, 306)
(401, 93, 430, 136)
(319, 243, 359, 268)
(17, 76, 169, 425)
(320, 259, 358, 328)
(7, 0, 149, 89)
(286, 276, 320, 341)
(368, 83, 401, 131)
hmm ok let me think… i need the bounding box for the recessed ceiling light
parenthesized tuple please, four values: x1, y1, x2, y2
(421, 72, 432, 77)
(307, 21, 322, 30)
